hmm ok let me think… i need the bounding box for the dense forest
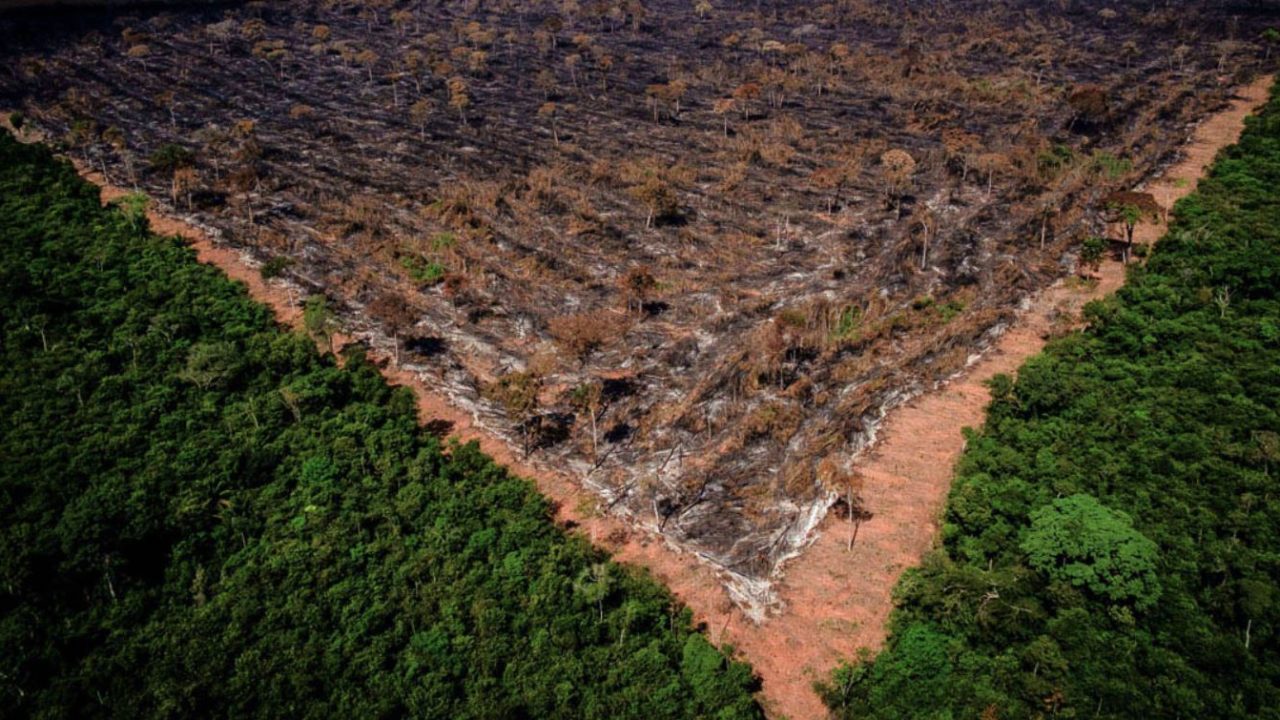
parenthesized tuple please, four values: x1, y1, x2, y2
(822, 84, 1280, 718)
(0, 130, 761, 719)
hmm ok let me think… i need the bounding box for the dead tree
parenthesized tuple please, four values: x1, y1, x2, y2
(369, 293, 417, 365)
(570, 381, 603, 460)
(879, 148, 916, 219)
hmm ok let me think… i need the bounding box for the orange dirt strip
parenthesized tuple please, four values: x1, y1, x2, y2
(3, 74, 1270, 719)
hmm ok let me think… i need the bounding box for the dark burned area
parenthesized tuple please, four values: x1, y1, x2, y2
(1, 0, 1271, 610)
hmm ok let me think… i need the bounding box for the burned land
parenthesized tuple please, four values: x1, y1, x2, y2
(1, 0, 1271, 611)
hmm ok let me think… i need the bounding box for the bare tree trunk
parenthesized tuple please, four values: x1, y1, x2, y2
(103, 556, 117, 602)
(847, 485, 855, 550)
(590, 406, 598, 460)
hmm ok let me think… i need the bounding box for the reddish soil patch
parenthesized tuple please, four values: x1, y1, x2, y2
(3, 75, 1271, 720)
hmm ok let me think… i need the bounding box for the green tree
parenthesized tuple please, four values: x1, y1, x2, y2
(1079, 235, 1107, 277)
(177, 341, 238, 389)
(116, 191, 149, 231)
(303, 294, 338, 353)
(148, 143, 195, 174)
(1103, 190, 1160, 263)
(1022, 494, 1161, 608)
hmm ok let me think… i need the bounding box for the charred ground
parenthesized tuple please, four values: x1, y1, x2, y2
(1, 0, 1271, 610)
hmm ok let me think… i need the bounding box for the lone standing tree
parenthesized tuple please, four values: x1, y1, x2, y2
(356, 48, 379, 85)
(369, 292, 416, 365)
(630, 176, 678, 229)
(1103, 190, 1160, 263)
(484, 372, 542, 456)
(712, 97, 735, 136)
(303, 295, 338, 354)
(620, 266, 657, 314)
(447, 76, 472, 124)
(570, 380, 603, 460)
(879, 148, 916, 219)
(409, 97, 433, 140)
(538, 102, 560, 144)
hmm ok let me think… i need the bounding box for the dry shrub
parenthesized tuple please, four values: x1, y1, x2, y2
(616, 157, 695, 188)
(482, 371, 541, 420)
(548, 310, 622, 360)
(426, 180, 499, 225)
(759, 141, 796, 168)
(766, 115, 807, 145)
(1067, 84, 1109, 121)
(255, 227, 291, 252)
(924, 344, 971, 378)
(784, 375, 813, 401)
(743, 401, 802, 445)
(526, 343, 561, 377)
(587, 157, 617, 186)
(716, 161, 750, 193)
(781, 462, 816, 498)
(815, 454, 847, 490)
(565, 212, 601, 238)
(832, 353, 878, 384)
(725, 129, 763, 163)
(524, 164, 562, 209)
(344, 194, 383, 227)
(666, 163, 697, 186)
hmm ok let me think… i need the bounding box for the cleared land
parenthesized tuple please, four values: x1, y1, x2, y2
(1, 0, 1272, 611)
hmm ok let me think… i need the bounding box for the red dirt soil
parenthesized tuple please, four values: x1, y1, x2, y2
(4, 73, 1271, 719)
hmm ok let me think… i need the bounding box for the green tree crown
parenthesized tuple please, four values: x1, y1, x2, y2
(1021, 494, 1161, 609)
